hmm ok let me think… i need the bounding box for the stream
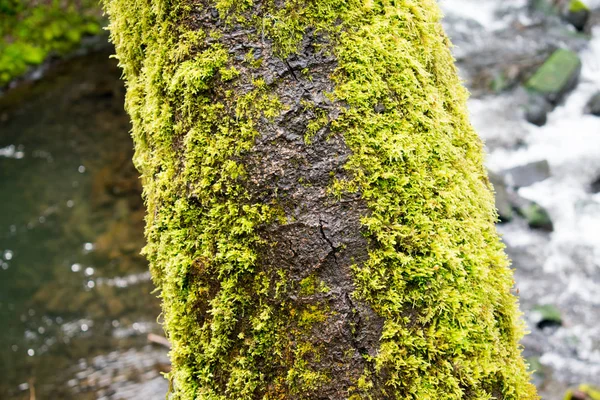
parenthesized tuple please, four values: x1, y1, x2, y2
(1, 2, 599, 399)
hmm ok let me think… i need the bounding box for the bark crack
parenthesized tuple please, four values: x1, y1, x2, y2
(318, 218, 338, 265)
(284, 60, 300, 82)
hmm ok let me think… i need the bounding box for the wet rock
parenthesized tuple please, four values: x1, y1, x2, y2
(564, 384, 600, 400)
(506, 190, 554, 231)
(531, 304, 562, 329)
(503, 160, 551, 188)
(591, 176, 600, 193)
(519, 201, 555, 231)
(526, 48, 582, 105)
(564, 0, 591, 32)
(584, 91, 600, 116)
(525, 95, 552, 126)
(489, 171, 513, 222)
(445, 2, 588, 95)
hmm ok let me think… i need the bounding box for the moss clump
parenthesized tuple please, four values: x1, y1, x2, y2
(0, 0, 103, 87)
(299, 274, 330, 296)
(105, 0, 538, 398)
(564, 384, 600, 400)
(569, 0, 589, 12)
(328, 3, 537, 398)
(526, 49, 581, 97)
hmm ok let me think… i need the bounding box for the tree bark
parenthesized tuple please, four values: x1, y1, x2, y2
(105, 0, 538, 398)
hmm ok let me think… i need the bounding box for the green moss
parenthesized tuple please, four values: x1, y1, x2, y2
(331, 4, 535, 396)
(565, 384, 600, 400)
(105, 0, 537, 398)
(0, 0, 103, 87)
(526, 49, 581, 95)
(299, 275, 318, 296)
(519, 203, 553, 231)
(569, 0, 589, 12)
(304, 106, 329, 144)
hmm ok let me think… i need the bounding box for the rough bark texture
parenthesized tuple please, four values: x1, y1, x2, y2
(105, 0, 538, 399)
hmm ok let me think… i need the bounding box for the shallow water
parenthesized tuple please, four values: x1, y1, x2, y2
(0, 49, 167, 399)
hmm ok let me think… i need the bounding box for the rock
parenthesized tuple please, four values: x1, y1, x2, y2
(564, 0, 590, 32)
(518, 202, 554, 232)
(503, 188, 554, 231)
(530, 304, 562, 329)
(519, 202, 554, 231)
(526, 49, 582, 105)
(584, 91, 600, 116)
(525, 95, 552, 126)
(503, 160, 551, 188)
(564, 384, 600, 400)
(591, 176, 600, 193)
(489, 171, 513, 222)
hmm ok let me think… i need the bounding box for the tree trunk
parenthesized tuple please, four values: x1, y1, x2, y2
(104, 0, 538, 398)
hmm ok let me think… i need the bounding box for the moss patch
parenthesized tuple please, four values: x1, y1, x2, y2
(569, 0, 590, 12)
(526, 49, 581, 96)
(565, 384, 600, 400)
(0, 0, 103, 86)
(327, 3, 536, 398)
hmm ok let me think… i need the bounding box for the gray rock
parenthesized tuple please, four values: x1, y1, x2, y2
(503, 160, 551, 188)
(507, 192, 554, 231)
(519, 201, 554, 231)
(584, 91, 600, 116)
(591, 176, 600, 193)
(489, 171, 513, 222)
(565, 8, 590, 31)
(525, 95, 552, 126)
(564, 0, 591, 32)
(530, 304, 562, 329)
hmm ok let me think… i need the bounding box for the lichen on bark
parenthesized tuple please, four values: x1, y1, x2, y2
(104, 0, 538, 398)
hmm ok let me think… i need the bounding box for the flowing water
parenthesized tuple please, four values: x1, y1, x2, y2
(1, 2, 599, 399)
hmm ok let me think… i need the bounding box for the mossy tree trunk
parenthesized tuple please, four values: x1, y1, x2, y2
(105, 0, 538, 398)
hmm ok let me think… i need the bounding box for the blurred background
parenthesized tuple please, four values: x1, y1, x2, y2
(0, 0, 599, 399)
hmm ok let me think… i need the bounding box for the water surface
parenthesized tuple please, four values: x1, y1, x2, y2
(0, 48, 167, 399)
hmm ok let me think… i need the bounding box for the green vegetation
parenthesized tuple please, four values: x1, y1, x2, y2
(105, 0, 538, 398)
(526, 49, 581, 97)
(532, 304, 562, 325)
(0, 0, 102, 86)
(520, 203, 554, 231)
(569, 0, 590, 13)
(564, 384, 600, 400)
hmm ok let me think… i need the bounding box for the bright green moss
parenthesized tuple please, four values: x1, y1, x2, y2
(299, 274, 330, 296)
(526, 49, 581, 95)
(569, 0, 589, 12)
(329, 3, 536, 397)
(0, 0, 102, 86)
(105, 0, 538, 398)
(564, 384, 600, 400)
